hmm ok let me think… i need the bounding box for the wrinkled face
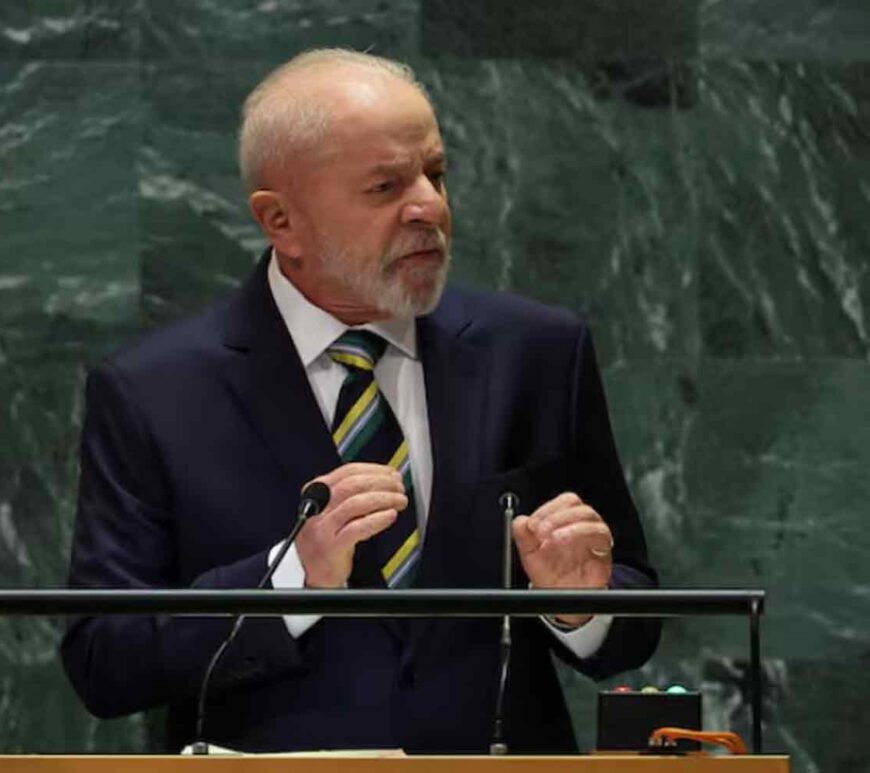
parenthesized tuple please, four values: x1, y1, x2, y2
(289, 77, 452, 320)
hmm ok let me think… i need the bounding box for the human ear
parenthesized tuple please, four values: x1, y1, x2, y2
(248, 190, 302, 256)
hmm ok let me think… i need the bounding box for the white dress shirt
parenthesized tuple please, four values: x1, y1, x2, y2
(266, 253, 612, 657)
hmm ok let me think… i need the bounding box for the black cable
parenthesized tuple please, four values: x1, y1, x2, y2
(192, 482, 329, 753)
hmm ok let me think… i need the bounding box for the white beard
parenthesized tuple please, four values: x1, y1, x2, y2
(316, 228, 451, 318)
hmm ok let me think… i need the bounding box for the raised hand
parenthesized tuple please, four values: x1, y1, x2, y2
(295, 462, 407, 588)
(512, 491, 613, 628)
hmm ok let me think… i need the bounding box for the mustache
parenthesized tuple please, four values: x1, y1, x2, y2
(385, 229, 449, 262)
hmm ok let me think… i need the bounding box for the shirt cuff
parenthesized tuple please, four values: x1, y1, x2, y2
(541, 613, 613, 659)
(267, 541, 321, 638)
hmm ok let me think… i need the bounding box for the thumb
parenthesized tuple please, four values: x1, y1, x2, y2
(511, 515, 540, 555)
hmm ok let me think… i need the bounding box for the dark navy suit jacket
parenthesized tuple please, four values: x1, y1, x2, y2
(61, 256, 660, 753)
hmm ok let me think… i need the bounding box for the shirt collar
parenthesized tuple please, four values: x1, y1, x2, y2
(267, 250, 417, 366)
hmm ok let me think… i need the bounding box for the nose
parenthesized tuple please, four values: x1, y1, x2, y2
(400, 174, 450, 229)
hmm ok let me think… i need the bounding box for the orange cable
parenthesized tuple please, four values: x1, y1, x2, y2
(649, 727, 748, 755)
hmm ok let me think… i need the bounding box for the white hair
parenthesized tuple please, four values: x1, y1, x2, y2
(238, 48, 429, 192)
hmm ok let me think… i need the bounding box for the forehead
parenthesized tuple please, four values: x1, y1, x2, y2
(315, 74, 445, 169)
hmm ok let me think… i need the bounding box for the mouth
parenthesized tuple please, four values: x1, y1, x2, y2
(385, 246, 447, 272)
(399, 248, 444, 261)
(388, 229, 449, 266)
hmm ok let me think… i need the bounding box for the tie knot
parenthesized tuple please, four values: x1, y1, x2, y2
(327, 330, 388, 372)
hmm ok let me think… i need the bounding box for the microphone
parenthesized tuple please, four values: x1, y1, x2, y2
(257, 481, 330, 590)
(191, 480, 331, 754)
(490, 491, 519, 755)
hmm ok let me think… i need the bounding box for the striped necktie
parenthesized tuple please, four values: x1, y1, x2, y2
(327, 330, 421, 588)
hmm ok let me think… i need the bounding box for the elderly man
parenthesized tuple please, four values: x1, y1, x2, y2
(62, 49, 659, 754)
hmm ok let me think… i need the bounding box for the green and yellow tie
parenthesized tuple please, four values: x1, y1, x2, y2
(328, 330, 420, 588)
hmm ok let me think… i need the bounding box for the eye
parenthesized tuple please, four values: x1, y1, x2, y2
(366, 180, 396, 194)
(428, 170, 447, 187)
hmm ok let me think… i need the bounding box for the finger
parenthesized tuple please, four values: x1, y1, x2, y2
(335, 509, 399, 548)
(528, 504, 601, 540)
(543, 521, 613, 558)
(511, 515, 541, 556)
(527, 491, 585, 524)
(310, 462, 402, 489)
(326, 491, 409, 531)
(329, 471, 406, 504)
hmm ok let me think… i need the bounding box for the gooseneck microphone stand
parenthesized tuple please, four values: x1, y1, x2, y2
(490, 492, 519, 755)
(192, 481, 330, 754)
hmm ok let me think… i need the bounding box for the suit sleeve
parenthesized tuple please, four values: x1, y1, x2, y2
(60, 361, 304, 719)
(550, 325, 661, 680)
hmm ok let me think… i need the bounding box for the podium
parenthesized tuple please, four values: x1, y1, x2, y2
(0, 589, 776, 766)
(0, 756, 791, 772)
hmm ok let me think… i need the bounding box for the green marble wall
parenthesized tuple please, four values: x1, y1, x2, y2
(1, 2, 868, 770)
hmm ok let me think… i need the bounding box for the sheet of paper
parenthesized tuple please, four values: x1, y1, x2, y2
(181, 744, 406, 757)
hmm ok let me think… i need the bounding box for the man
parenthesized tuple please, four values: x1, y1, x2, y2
(61, 49, 659, 754)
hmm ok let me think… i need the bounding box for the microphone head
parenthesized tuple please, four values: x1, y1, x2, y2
(301, 480, 331, 514)
(498, 491, 519, 511)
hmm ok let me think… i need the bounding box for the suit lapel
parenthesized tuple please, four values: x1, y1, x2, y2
(219, 256, 340, 499)
(416, 289, 490, 589)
